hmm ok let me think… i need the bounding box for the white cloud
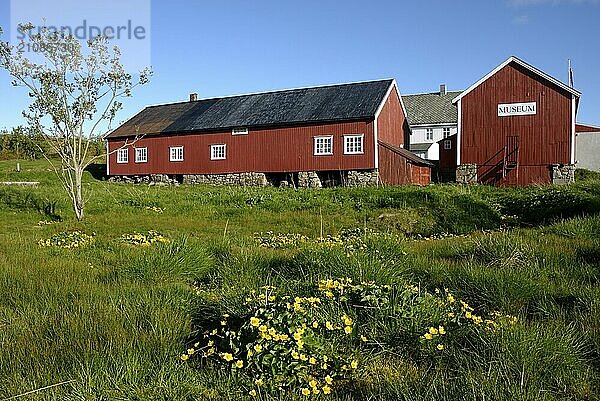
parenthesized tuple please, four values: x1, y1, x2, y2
(512, 15, 530, 24)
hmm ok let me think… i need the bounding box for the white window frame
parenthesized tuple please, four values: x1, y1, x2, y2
(116, 148, 128, 164)
(210, 144, 227, 160)
(444, 140, 452, 150)
(343, 134, 364, 155)
(314, 135, 333, 156)
(443, 128, 451, 139)
(426, 128, 434, 141)
(135, 147, 148, 163)
(232, 127, 248, 135)
(169, 146, 184, 162)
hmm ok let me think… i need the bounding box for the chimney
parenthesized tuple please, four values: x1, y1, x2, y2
(439, 84, 447, 96)
(189, 93, 198, 102)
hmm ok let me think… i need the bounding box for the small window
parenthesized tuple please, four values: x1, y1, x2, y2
(443, 128, 451, 139)
(170, 146, 184, 162)
(314, 136, 333, 155)
(444, 140, 452, 150)
(210, 144, 226, 160)
(117, 148, 128, 163)
(426, 128, 434, 141)
(232, 128, 248, 135)
(135, 147, 148, 163)
(344, 134, 364, 154)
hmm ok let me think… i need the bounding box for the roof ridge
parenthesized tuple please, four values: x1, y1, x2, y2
(144, 78, 395, 109)
(402, 90, 463, 97)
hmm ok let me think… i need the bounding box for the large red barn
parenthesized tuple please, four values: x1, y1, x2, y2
(446, 56, 581, 186)
(105, 79, 431, 187)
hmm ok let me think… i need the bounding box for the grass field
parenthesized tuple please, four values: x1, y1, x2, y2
(0, 159, 599, 400)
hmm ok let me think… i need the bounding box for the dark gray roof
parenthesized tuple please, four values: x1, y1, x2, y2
(402, 91, 462, 126)
(107, 80, 394, 138)
(410, 142, 434, 152)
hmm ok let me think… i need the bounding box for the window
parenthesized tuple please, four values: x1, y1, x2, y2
(135, 147, 148, 163)
(314, 136, 333, 155)
(344, 135, 364, 154)
(444, 140, 452, 150)
(210, 144, 226, 160)
(443, 128, 451, 139)
(170, 146, 184, 162)
(426, 128, 434, 141)
(232, 128, 248, 135)
(117, 148, 128, 163)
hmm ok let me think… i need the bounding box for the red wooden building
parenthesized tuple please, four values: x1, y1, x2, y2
(445, 56, 581, 186)
(106, 79, 431, 187)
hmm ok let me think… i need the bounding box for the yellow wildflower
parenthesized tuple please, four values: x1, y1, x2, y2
(222, 353, 234, 362)
(344, 326, 352, 334)
(293, 332, 303, 341)
(342, 315, 353, 326)
(235, 360, 244, 368)
(322, 355, 329, 362)
(465, 311, 472, 319)
(309, 357, 317, 364)
(424, 333, 433, 340)
(351, 360, 358, 369)
(437, 344, 444, 350)
(187, 348, 195, 355)
(322, 385, 331, 395)
(255, 378, 263, 386)
(429, 327, 438, 335)
(438, 326, 446, 335)
(292, 350, 300, 360)
(309, 379, 318, 388)
(312, 321, 319, 328)
(300, 354, 308, 361)
(322, 362, 328, 370)
(301, 388, 311, 396)
(249, 389, 257, 397)
(180, 354, 189, 361)
(259, 325, 268, 332)
(250, 317, 261, 327)
(360, 335, 368, 342)
(326, 321, 334, 330)
(253, 344, 263, 352)
(325, 375, 333, 385)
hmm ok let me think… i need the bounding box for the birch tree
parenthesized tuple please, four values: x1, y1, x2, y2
(0, 24, 151, 220)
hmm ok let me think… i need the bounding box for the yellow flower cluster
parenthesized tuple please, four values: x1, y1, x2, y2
(422, 325, 447, 351)
(37, 230, 94, 249)
(36, 220, 55, 227)
(121, 230, 169, 246)
(144, 206, 164, 213)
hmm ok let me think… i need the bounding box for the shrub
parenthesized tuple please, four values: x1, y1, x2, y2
(186, 279, 513, 398)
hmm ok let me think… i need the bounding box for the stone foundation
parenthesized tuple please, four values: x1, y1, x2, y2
(108, 169, 380, 188)
(183, 172, 268, 187)
(551, 164, 575, 185)
(108, 175, 179, 186)
(456, 164, 478, 184)
(298, 172, 322, 188)
(346, 170, 379, 187)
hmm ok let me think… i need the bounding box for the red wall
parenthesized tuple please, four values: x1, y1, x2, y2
(108, 121, 375, 176)
(378, 144, 430, 186)
(460, 62, 573, 186)
(576, 124, 600, 133)
(377, 86, 408, 147)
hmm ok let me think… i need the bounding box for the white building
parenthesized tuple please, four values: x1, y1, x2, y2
(403, 85, 461, 161)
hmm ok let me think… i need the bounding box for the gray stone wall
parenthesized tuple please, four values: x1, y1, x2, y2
(346, 170, 379, 187)
(183, 172, 268, 187)
(297, 172, 322, 188)
(551, 164, 575, 185)
(456, 164, 478, 184)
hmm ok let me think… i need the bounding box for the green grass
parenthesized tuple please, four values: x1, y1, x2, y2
(0, 159, 599, 400)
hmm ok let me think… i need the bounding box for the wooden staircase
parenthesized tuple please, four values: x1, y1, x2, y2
(503, 135, 519, 178)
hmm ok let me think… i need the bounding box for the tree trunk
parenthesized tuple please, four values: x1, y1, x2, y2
(73, 170, 84, 220)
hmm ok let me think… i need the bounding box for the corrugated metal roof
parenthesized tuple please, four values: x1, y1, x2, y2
(410, 142, 434, 152)
(107, 79, 394, 139)
(402, 91, 462, 126)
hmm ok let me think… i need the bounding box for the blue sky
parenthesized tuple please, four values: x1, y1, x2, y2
(0, 0, 599, 131)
